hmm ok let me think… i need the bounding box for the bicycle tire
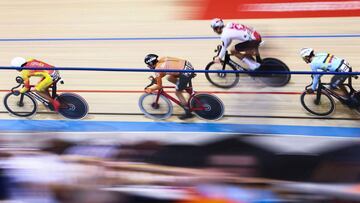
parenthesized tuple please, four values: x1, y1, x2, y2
(138, 93, 173, 120)
(354, 105, 360, 115)
(3, 92, 37, 117)
(300, 90, 335, 116)
(57, 93, 89, 119)
(257, 58, 291, 87)
(351, 93, 360, 115)
(205, 61, 239, 88)
(190, 93, 224, 120)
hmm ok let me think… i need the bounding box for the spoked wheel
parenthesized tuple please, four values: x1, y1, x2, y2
(3, 92, 37, 117)
(300, 90, 335, 116)
(57, 93, 89, 119)
(205, 61, 239, 88)
(190, 93, 224, 120)
(138, 93, 173, 120)
(256, 58, 291, 87)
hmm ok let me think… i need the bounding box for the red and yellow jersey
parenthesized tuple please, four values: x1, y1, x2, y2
(19, 59, 58, 93)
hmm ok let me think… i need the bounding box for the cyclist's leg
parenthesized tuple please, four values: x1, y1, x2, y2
(176, 74, 194, 119)
(234, 41, 261, 70)
(330, 64, 350, 97)
(166, 75, 178, 85)
(35, 76, 60, 111)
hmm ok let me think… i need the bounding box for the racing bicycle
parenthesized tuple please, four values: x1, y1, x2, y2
(205, 45, 291, 88)
(3, 76, 89, 119)
(138, 76, 224, 120)
(300, 74, 360, 116)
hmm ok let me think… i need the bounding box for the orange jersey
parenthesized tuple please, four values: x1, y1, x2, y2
(155, 57, 186, 77)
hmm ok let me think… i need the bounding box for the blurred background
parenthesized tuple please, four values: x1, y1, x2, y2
(0, 0, 360, 202)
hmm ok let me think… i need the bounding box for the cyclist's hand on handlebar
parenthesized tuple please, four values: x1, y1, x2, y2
(13, 90, 21, 96)
(145, 88, 153, 94)
(213, 57, 221, 63)
(306, 89, 314, 94)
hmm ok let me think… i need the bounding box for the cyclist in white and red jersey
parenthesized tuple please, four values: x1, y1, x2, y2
(211, 18, 262, 71)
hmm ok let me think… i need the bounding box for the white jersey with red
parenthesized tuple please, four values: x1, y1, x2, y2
(218, 22, 261, 59)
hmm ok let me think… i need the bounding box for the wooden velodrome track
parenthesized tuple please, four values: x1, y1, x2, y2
(0, 0, 359, 129)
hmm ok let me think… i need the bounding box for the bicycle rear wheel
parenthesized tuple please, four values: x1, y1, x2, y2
(190, 93, 224, 120)
(3, 92, 37, 117)
(205, 61, 239, 88)
(57, 93, 89, 119)
(257, 58, 291, 87)
(138, 93, 173, 120)
(300, 90, 335, 116)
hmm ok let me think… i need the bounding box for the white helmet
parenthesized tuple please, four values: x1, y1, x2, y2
(210, 18, 224, 29)
(300, 48, 314, 58)
(11, 57, 26, 67)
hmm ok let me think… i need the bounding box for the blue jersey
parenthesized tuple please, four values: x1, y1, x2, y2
(310, 52, 343, 90)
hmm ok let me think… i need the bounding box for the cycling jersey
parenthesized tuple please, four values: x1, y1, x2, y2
(310, 53, 347, 90)
(152, 57, 194, 91)
(20, 59, 59, 93)
(219, 22, 261, 60)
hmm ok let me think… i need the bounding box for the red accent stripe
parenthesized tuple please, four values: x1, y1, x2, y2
(0, 89, 302, 95)
(184, 0, 360, 19)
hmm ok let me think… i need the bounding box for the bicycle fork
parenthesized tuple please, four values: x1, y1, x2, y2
(313, 89, 322, 105)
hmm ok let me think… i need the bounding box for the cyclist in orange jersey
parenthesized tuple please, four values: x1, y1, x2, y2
(11, 57, 61, 111)
(144, 54, 196, 120)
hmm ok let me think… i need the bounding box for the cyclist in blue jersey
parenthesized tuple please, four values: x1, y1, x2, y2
(300, 48, 352, 95)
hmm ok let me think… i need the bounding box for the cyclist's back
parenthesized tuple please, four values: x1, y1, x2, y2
(310, 52, 344, 72)
(221, 22, 261, 47)
(155, 57, 186, 76)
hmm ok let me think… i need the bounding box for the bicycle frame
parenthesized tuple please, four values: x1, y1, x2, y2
(213, 44, 262, 72)
(152, 83, 206, 112)
(312, 74, 357, 105)
(16, 77, 62, 108)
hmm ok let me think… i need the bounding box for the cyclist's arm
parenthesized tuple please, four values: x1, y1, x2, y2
(311, 64, 324, 90)
(147, 73, 165, 91)
(20, 71, 50, 93)
(218, 36, 231, 60)
(20, 70, 30, 93)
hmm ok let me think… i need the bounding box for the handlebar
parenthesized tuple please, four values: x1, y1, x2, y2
(212, 45, 222, 60)
(11, 76, 65, 94)
(144, 76, 157, 89)
(11, 76, 24, 93)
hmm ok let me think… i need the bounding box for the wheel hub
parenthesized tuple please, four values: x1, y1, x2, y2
(204, 103, 211, 111)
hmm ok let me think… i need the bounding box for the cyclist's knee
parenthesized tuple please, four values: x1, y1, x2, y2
(167, 75, 177, 84)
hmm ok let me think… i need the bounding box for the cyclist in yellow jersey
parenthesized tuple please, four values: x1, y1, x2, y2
(144, 54, 196, 120)
(11, 57, 61, 111)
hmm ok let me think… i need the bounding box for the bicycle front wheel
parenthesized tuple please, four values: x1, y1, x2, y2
(300, 90, 335, 116)
(3, 92, 37, 117)
(138, 93, 173, 120)
(190, 94, 224, 120)
(57, 93, 89, 119)
(205, 61, 239, 88)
